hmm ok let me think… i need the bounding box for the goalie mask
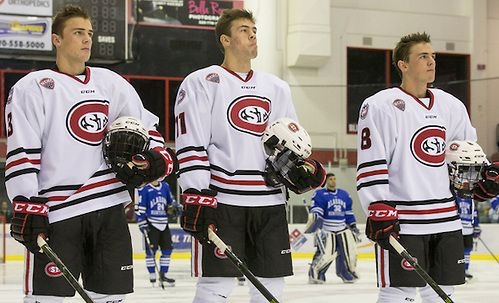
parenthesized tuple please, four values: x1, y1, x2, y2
(446, 140, 487, 191)
(262, 117, 312, 159)
(103, 116, 150, 169)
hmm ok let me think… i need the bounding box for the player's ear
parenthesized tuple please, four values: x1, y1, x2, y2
(397, 60, 408, 72)
(220, 34, 230, 48)
(52, 33, 61, 47)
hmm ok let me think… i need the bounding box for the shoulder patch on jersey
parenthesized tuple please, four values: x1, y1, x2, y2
(360, 103, 369, 120)
(227, 95, 271, 136)
(39, 78, 55, 89)
(410, 125, 446, 167)
(177, 88, 186, 104)
(66, 100, 110, 146)
(6, 88, 13, 104)
(205, 72, 220, 83)
(392, 99, 405, 111)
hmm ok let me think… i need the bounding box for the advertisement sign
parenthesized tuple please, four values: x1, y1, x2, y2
(0, 0, 53, 16)
(171, 228, 192, 250)
(0, 15, 52, 51)
(136, 0, 244, 29)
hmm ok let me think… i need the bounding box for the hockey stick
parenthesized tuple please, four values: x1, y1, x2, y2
(389, 236, 454, 303)
(143, 232, 165, 289)
(37, 235, 95, 303)
(207, 229, 280, 303)
(478, 237, 499, 266)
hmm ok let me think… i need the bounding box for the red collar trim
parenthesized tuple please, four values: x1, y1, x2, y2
(397, 86, 434, 110)
(52, 66, 91, 84)
(221, 66, 254, 82)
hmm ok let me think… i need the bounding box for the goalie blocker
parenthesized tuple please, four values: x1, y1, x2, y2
(261, 118, 326, 194)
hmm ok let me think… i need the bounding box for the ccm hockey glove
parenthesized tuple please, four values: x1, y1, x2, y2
(10, 196, 49, 254)
(366, 201, 400, 251)
(180, 188, 217, 244)
(474, 162, 499, 201)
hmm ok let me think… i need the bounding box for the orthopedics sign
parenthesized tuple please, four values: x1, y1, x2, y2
(0, 0, 53, 16)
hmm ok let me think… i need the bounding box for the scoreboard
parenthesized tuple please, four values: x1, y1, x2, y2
(0, 0, 127, 63)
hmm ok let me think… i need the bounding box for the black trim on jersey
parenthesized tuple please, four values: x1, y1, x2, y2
(399, 215, 460, 225)
(210, 185, 282, 196)
(394, 197, 455, 206)
(177, 165, 211, 175)
(357, 159, 387, 171)
(92, 169, 114, 177)
(356, 179, 389, 190)
(39, 185, 82, 195)
(149, 137, 164, 145)
(6, 147, 41, 159)
(49, 186, 128, 211)
(176, 146, 206, 155)
(210, 164, 265, 176)
(5, 168, 39, 182)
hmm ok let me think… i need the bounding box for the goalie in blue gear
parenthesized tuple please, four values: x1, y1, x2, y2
(305, 173, 361, 284)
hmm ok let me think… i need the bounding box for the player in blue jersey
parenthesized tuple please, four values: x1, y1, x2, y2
(489, 196, 499, 222)
(136, 180, 180, 286)
(305, 173, 361, 284)
(455, 193, 481, 280)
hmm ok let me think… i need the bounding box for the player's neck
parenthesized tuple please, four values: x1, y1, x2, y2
(221, 55, 252, 73)
(56, 56, 86, 76)
(400, 80, 428, 98)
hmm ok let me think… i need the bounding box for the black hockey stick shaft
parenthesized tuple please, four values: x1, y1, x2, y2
(143, 232, 165, 289)
(37, 236, 95, 303)
(478, 237, 499, 266)
(389, 236, 454, 303)
(208, 229, 280, 303)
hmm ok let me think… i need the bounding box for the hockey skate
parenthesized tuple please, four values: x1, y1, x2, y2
(149, 272, 157, 285)
(237, 276, 246, 286)
(159, 272, 176, 287)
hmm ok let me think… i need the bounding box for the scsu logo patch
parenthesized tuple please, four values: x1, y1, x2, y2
(44, 262, 62, 277)
(410, 125, 446, 167)
(401, 257, 417, 271)
(214, 246, 229, 259)
(39, 78, 55, 89)
(66, 100, 109, 146)
(227, 95, 271, 136)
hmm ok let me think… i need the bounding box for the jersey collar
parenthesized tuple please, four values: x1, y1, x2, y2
(220, 66, 254, 82)
(397, 86, 434, 110)
(52, 66, 91, 84)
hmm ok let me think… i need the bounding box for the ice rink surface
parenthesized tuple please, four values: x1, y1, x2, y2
(1, 257, 498, 302)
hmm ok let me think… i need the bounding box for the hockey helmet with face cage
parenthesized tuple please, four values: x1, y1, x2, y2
(103, 116, 150, 169)
(262, 117, 312, 159)
(446, 140, 487, 190)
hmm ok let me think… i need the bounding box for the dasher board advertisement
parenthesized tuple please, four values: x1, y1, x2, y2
(0, 0, 53, 16)
(0, 15, 52, 51)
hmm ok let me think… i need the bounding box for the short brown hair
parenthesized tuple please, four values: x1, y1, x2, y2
(215, 8, 255, 53)
(392, 32, 431, 78)
(52, 5, 90, 36)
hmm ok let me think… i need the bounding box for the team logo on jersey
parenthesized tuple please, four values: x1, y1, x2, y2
(360, 103, 369, 120)
(205, 73, 220, 83)
(227, 95, 271, 136)
(410, 125, 446, 167)
(449, 142, 460, 151)
(401, 257, 417, 271)
(66, 100, 110, 146)
(177, 89, 186, 104)
(214, 246, 230, 259)
(44, 262, 63, 277)
(393, 99, 405, 111)
(39, 78, 55, 89)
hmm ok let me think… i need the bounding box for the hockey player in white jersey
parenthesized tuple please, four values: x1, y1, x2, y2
(6, 5, 175, 303)
(356, 32, 499, 302)
(174, 9, 325, 303)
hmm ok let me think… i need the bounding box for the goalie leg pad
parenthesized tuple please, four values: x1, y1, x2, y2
(335, 229, 358, 282)
(311, 232, 336, 275)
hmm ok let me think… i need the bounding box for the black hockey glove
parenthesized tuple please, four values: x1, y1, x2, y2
(10, 196, 49, 254)
(366, 201, 400, 252)
(115, 147, 177, 188)
(180, 188, 217, 245)
(138, 220, 150, 235)
(473, 162, 499, 201)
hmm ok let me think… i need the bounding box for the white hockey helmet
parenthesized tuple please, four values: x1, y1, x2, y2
(261, 117, 312, 159)
(446, 140, 487, 190)
(103, 116, 150, 168)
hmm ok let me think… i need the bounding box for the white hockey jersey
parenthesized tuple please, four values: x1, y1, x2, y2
(174, 65, 297, 207)
(5, 67, 165, 223)
(356, 87, 477, 235)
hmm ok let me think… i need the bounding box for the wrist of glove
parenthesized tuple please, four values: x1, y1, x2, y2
(366, 201, 400, 252)
(10, 196, 49, 254)
(349, 224, 362, 243)
(474, 162, 499, 201)
(114, 147, 177, 188)
(180, 188, 217, 244)
(138, 220, 150, 234)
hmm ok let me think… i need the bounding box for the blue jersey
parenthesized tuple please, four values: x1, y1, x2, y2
(491, 196, 499, 211)
(310, 188, 356, 232)
(456, 195, 478, 236)
(136, 181, 175, 231)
